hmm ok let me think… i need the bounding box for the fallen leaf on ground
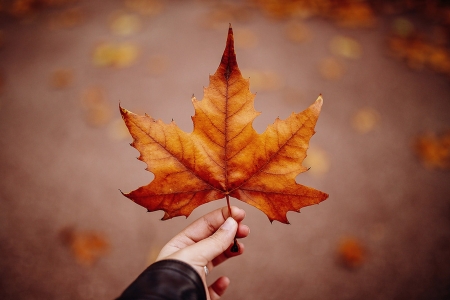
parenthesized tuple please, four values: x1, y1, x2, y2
(337, 236, 366, 269)
(333, 2, 376, 28)
(388, 27, 450, 76)
(59, 227, 110, 266)
(120, 27, 328, 223)
(93, 42, 139, 68)
(330, 35, 362, 59)
(351, 107, 380, 134)
(388, 35, 430, 71)
(427, 46, 450, 74)
(250, 0, 375, 27)
(414, 131, 450, 170)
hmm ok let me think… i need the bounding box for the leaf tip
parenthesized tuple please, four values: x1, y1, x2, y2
(268, 215, 291, 224)
(161, 212, 171, 220)
(119, 104, 128, 117)
(119, 189, 134, 202)
(218, 23, 238, 81)
(316, 94, 323, 107)
(282, 219, 291, 225)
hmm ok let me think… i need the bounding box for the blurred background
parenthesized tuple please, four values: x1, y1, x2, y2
(1, 0, 449, 299)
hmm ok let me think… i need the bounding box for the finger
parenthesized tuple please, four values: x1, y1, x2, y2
(207, 224, 248, 271)
(178, 217, 238, 264)
(235, 223, 250, 239)
(181, 206, 245, 243)
(209, 276, 230, 300)
(212, 241, 245, 267)
(162, 206, 245, 254)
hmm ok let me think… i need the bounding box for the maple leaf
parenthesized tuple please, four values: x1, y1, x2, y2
(120, 26, 328, 223)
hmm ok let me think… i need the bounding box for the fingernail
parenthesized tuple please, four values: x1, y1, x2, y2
(220, 217, 235, 231)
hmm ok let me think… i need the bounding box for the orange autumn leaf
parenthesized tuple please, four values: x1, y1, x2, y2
(337, 236, 366, 269)
(59, 227, 110, 266)
(120, 26, 328, 223)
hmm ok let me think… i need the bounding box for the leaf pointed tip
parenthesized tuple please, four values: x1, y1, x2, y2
(281, 219, 291, 225)
(268, 215, 290, 224)
(269, 219, 291, 225)
(161, 212, 171, 220)
(316, 94, 323, 106)
(119, 189, 133, 200)
(119, 104, 129, 116)
(310, 94, 324, 114)
(218, 23, 238, 80)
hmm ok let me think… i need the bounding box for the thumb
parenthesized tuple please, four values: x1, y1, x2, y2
(184, 217, 238, 264)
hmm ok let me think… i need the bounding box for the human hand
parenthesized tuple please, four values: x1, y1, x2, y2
(156, 206, 249, 300)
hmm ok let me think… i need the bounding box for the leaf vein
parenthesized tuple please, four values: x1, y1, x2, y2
(127, 116, 218, 192)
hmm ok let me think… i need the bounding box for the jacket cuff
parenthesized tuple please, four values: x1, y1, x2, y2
(117, 259, 206, 300)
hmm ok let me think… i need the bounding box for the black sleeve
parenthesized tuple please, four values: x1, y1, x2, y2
(116, 259, 207, 300)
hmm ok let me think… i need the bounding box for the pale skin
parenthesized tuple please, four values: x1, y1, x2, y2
(155, 206, 250, 300)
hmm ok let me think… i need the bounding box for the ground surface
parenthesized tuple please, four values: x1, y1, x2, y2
(1, 1, 450, 299)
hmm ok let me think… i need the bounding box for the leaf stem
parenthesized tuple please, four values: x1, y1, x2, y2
(226, 194, 232, 217)
(226, 195, 239, 253)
